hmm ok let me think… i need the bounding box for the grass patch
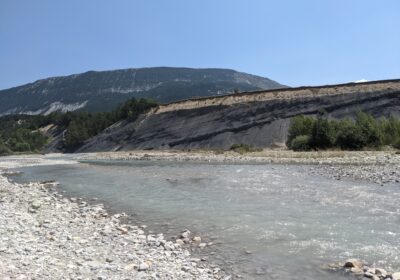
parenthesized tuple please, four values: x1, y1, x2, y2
(230, 144, 261, 154)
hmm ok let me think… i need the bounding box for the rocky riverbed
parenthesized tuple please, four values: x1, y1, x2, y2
(314, 162, 400, 186)
(0, 171, 228, 280)
(1, 152, 399, 279)
(325, 259, 400, 280)
(79, 150, 400, 165)
(82, 150, 400, 186)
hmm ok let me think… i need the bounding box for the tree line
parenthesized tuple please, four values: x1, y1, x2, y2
(0, 98, 157, 155)
(287, 112, 400, 151)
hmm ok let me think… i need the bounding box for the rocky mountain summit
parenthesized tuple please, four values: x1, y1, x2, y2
(0, 67, 285, 116)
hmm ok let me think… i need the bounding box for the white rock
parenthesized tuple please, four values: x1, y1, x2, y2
(116, 226, 128, 234)
(138, 262, 150, 271)
(392, 272, 400, 280)
(192, 236, 201, 243)
(350, 267, 363, 275)
(180, 230, 191, 239)
(175, 239, 185, 246)
(30, 200, 41, 210)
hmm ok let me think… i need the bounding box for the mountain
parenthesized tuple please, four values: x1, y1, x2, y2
(0, 67, 285, 116)
(77, 79, 400, 152)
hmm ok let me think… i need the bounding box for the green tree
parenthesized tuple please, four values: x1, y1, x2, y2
(379, 116, 400, 146)
(64, 121, 89, 150)
(335, 118, 365, 150)
(0, 139, 11, 155)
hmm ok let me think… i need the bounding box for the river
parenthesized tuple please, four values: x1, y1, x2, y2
(12, 159, 400, 279)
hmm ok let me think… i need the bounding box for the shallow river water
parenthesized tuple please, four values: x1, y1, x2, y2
(13, 160, 400, 279)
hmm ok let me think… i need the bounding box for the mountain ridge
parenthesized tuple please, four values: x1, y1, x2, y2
(0, 67, 285, 116)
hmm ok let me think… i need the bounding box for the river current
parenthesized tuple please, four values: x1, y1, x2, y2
(13, 160, 400, 279)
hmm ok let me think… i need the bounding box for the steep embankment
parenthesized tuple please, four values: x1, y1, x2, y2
(78, 79, 400, 151)
(0, 67, 284, 115)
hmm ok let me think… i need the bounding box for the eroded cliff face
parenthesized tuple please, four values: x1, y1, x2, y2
(77, 80, 400, 152)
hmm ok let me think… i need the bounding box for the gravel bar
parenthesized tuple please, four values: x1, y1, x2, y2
(0, 171, 228, 280)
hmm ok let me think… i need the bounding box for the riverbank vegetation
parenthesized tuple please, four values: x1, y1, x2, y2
(0, 98, 157, 155)
(230, 143, 262, 154)
(287, 112, 400, 151)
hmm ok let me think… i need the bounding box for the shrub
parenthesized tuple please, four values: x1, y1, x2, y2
(394, 138, 400, 149)
(13, 142, 31, 152)
(286, 115, 315, 147)
(380, 116, 400, 146)
(290, 135, 311, 151)
(230, 143, 260, 154)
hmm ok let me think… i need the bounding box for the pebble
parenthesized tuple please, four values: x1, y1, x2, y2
(138, 262, 150, 271)
(30, 200, 41, 210)
(193, 236, 202, 243)
(181, 230, 191, 239)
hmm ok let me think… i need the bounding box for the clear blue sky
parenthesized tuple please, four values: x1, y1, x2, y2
(1, 0, 399, 89)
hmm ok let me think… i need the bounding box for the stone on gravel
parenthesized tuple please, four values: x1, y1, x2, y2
(30, 200, 41, 210)
(375, 268, 387, 277)
(181, 230, 191, 239)
(193, 236, 202, 243)
(392, 272, 400, 280)
(344, 259, 363, 269)
(138, 262, 150, 271)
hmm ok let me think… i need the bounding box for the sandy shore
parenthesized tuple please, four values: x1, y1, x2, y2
(0, 158, 228, 280)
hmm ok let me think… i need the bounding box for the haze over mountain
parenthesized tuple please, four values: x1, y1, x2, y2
(0, 67, 285, 116)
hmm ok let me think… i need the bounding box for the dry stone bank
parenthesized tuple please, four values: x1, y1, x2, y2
(0, 171, 228, 280)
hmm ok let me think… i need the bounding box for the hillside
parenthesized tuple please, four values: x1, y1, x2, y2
(77, 79, 400, 152)
(0, 67, 285, 116)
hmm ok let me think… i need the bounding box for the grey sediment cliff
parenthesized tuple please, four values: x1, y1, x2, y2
(77, 79, 400, 152)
